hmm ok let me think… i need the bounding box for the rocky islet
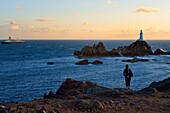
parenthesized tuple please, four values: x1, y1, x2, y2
(74, 40, 170, 57)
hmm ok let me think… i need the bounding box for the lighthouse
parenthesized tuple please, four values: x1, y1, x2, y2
(139, 30, 143, 41)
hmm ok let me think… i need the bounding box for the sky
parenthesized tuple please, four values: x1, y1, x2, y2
(0, 0, 170, 40)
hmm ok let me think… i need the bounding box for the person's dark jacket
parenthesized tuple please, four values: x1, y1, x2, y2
(123, 68, 133, 78)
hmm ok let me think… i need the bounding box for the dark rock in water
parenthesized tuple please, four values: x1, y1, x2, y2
(75, 60, 89, 65)
(121, 40, 153, 56)
(74, 40, 153, 57)
(152, 59, 157, 61)
(93, 41, 108, 55)
(76, 41, 109, 57)
(154, 48, 165, 55)
(137, 59, 149, 62)
(47, 62, 55, 65)
(122, 58, 149, 63)
(81, 46, 95, 56)
(154, 48, 170, 55)
(91, 60, 103, 65)
(109, 48, 121, 57)
(75, 60, 103, 65)
(74, 50, 81, 56)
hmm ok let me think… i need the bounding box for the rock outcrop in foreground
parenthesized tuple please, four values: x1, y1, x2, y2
(74, 41, 170, 57)
(139, 77, 170, 93)
(1, 77, 170, 113)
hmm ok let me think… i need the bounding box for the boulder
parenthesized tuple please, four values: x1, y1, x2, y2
(154, 48, 170, 55)
(93, 41, 108, 55)
(91, 60, 103, 65)
(74, 42, 109, 57)
(55, 78, 112, 98)
(122, 58, 149, 63)
(74, 50, 81, 56)
(81, 46, 95, 56)
(56, 78, 85, 96)
(109, 48, 121, 57)
(75, 99, 92, 110)
(121, 40, 153, 56)
(47, 62, 55, 65)
(75, 60, 103, 65)
(92, 100, 104, 109)
(75, 60, 89, 65)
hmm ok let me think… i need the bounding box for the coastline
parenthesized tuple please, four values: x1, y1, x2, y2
(0, 77, 169, 113)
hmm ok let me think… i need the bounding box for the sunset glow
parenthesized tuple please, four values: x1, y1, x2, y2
(0, 0, 170, 40)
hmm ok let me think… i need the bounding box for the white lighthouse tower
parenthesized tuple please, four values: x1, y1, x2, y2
(139, 30, 143, 41)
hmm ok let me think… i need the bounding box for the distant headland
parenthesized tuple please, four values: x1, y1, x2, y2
(74, 30, 170, 57)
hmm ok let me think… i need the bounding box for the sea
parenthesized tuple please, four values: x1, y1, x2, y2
(0, 40, 170, 103)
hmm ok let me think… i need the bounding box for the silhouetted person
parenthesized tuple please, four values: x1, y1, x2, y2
(123, 64, 133, 89)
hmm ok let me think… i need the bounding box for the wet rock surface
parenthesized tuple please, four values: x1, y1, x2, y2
(122, 58, 149, 63)
(47, 62, 55, 65)
(91, 60, 103, 64)
(75, 60, 89, 65)
(75, 60, 103, 65)
(154, 48, 170, 55)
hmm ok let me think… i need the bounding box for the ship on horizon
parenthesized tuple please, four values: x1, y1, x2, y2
(1, 36, 24, 44)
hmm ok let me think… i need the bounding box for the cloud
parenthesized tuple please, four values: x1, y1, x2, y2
(36, 18, 49, 22)
(28, 25, 60, 33)
(16, 6, 23, 10)
(136, 7, 160, 13)
(144, 27, 170, 35)
(83, 22, 89, 26)
(10, 21, 19, 25)
(107, 0, 114, 4)
(10, 21, 20, 30)
(70, 12, 79, 16)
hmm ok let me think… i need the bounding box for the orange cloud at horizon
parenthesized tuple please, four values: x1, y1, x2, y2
(7, 26, 170, 40)
(16, 6, 23, 10)
(136, 7, 160, 13)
